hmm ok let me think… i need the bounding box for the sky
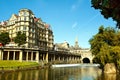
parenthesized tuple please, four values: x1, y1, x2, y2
(0, 0, 117, 48)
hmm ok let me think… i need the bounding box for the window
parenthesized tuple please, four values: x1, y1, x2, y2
(23, 26, 26, 31)
(23, 12, 28, 16)
(19, 27, 21, 30)
(32, 29, 34, 32)
(24, 17, 26, 21)
(24, 12, 26, 16)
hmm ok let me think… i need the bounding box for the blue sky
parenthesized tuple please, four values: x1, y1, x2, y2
(0, 0, 116, 48)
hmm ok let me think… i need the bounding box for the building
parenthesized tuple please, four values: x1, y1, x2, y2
(54, 41, 69, 51)
(0, 9, 81, 63)
(55, 37, 94, 63)
(69, 37, 93, 63)
(69, 37, 82, 54)
(0, 8, 54, 50)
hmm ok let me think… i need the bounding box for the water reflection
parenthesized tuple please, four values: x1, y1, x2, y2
(0, 66, 119, 80)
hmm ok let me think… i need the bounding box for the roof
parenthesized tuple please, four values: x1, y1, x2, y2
(19, 8, 33, 14)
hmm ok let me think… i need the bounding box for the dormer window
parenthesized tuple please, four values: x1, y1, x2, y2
(23, 12, 29, 16)
(24, 12, 26, 16)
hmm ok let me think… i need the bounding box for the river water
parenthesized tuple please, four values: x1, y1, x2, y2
(0, 64, 120, 80)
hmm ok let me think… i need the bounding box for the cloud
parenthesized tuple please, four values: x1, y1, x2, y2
(76, 13, 100, 31)
(71, 4, 78, 11)
(71, 5, 77, 11)
(71, 0, 83, 11)
(72, 22, 78, 28)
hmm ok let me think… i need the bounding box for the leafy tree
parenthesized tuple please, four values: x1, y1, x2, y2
(0, 32, 10, 46)
(89, 26, 120, 68)
(91, 0, 120, 28)
(110, 46, 120, 69)
(14, 31, 26, 46)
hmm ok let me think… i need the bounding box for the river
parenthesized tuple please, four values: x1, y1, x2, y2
(0, 64, 120, 80)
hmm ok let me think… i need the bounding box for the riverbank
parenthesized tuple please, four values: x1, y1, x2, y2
(0, 60, 49, 73)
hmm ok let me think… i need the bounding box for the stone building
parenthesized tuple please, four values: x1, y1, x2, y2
(54, 41, 69, 51)
(69, 37, 82, 54)
(0, 8, 54, 50)
(55, 37, 94, 63)
(0, 9, 81, 63)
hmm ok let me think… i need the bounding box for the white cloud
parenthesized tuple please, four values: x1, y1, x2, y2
(71, 0, 83, 11)
(71, 4, 78, 11)
(71, 5, 76, 10)
(72, 22, 78, 28)
(76, 13, 99, 32)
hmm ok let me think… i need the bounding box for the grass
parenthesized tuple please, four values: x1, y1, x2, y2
(0, 60, 39, 70)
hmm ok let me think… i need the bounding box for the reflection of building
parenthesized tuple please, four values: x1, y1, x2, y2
(0, 8, 54, 49)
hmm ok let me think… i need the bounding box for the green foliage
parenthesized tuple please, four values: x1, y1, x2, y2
(89, 26, 120, 68)
(91, 0, 120, 28)
(0, 32, 10, 46)
(14, 31, 26, 46)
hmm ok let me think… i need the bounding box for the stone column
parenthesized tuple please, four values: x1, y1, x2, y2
(90, 59, 93, 63)
(7, 51, 10, 60)
(62, 56, 64, 61)
(53, 54, 55, 61)
(35, 51, 39, 63)
(26, 52, 28, 61)
(31, 52, 33, 61)
(77, 57, 79, 62)
(75, 57, 77, 61)
(43, 54, 45, 60)
(13, 51, 15, 60)
(0, 49, 2, 60)
(39, 53, 42, 61)
(19, 51, 23, 62)
(1, 50, 3, 60)
(66, 56, 68, 62)
(72, 56, 74, 60)
(45, 52, 48, 63)
(58, 56, 60, 61)
(69, 56, 71, 61)
(81, 58, 83, 63)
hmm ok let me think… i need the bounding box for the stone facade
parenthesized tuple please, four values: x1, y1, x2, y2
(0, 8, 54, 50)
(0, 9, 81, 64)
(54, 38, 94, 63)
(54, 41, 69, 51)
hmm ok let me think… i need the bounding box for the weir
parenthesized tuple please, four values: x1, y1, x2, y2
(52, 64, 100, 68)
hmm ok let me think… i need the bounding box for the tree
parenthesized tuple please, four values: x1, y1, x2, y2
(91, 0, 120, 28)
(89, 26, 120, 68)
(0, 32, 10, 46)
(14, 31, 26, 46)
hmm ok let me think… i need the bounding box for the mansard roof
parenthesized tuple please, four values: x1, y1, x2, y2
(19, 8, 33, 14)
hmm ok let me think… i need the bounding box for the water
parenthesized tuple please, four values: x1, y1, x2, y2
(0, 64, 120, 80)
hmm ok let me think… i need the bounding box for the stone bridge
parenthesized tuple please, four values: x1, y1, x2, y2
(80, 49, 94, 63)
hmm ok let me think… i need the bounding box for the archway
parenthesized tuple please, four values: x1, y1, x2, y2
(82, 58, 90, 63)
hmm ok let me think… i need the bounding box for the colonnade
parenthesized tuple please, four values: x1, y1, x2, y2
(0, 48, 81, 63)
(48, 53, 81, 63)
(0, 49, 48, 63)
